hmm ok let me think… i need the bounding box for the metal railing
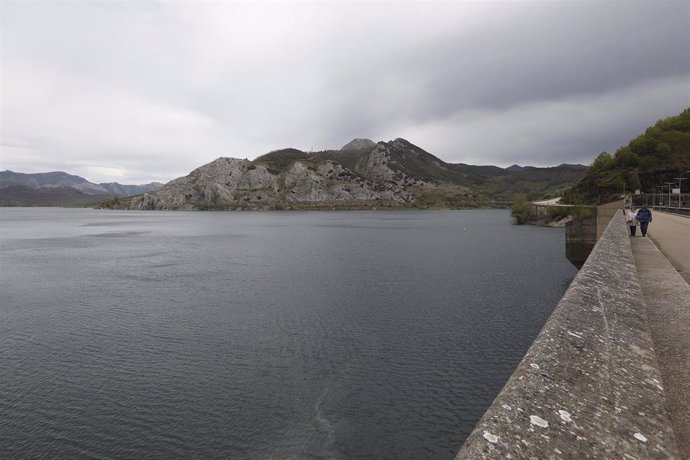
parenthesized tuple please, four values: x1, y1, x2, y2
(652, 206, 690, 217)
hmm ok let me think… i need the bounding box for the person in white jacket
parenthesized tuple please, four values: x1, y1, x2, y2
(625, 207, 638, 236)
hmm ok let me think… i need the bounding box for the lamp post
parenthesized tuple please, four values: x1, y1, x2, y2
(676, 175, 687, 208)
(656, 185, 666, 207)
(676, 178, 682, 207)
(665, 182, 675, 207)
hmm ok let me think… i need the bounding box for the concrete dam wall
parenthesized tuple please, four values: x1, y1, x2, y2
(456, 211, 680, 458)
(565, 200, 624, 268)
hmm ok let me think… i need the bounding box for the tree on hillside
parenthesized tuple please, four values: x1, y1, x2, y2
(613, 148, 640, 168)
(589, 152, 614, 173)
(510, 194, 531, 224)
(563, 108, 690, 204)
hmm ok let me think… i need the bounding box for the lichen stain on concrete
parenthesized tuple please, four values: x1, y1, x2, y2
(558, 410, 572, 423)
(483, 431, 499, 443)
(530, 415, 549, 428)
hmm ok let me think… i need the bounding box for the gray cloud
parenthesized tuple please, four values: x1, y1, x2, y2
(1, 1, 688, 184)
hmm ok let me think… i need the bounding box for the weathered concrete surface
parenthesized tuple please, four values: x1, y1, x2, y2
(632, 234, 690, 457)
(648, 211, 690, 284)
(457, 212, 680, 459)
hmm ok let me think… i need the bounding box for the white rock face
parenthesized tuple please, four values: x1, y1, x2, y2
(131, 158, 275, 210)
(129, 155, 411, 210)
(360, 144, 398, 183)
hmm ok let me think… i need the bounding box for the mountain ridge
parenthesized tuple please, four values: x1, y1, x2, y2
(122, 137, 585, 210)
(126, 138, 483, 210)
(1, 138, 589, 208)
(0, 170, 163, 206)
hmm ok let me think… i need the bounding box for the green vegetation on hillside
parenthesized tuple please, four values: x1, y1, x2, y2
(474, 165, 586, 202)
(565, 108, 690, 204)
(253, 148, 315, 174)
(510, 194, 531, 224)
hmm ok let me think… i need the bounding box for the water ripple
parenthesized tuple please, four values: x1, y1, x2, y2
(0, 209, 576, 459)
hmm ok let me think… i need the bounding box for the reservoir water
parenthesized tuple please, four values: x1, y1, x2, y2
(0, 208, 577, 459)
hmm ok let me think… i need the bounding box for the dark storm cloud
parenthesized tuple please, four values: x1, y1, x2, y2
(1, 1, 688, 183)
(416, 3, 689, 113)
(324, 2, 689, 124)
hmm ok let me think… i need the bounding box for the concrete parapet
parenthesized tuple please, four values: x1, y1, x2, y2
(456, 212, 680, 458)
(565, 200, 624, 268)
(565, 214, 597, 269)
(596, 200, 624, 239)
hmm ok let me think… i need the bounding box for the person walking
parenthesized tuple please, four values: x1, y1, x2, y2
(636, 204, 653, 237)
(625, 207, 638, 236)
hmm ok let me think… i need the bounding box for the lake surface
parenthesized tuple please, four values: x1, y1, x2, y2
(0, 208, 576, 459)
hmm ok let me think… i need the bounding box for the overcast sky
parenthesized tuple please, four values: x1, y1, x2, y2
(2, 1, 689, 184)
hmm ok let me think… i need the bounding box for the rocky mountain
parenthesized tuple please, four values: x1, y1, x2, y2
(125, 138, 484, 210)
(0, 170, 163, 206)
(505, 164, 525, 173)
(2, 138, 589, 209)
(340, 138, 376, 151)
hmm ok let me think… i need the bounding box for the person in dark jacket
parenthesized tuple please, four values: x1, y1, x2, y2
(636, 204, 653, 237)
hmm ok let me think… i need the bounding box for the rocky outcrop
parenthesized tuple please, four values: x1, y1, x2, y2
(359, 143, 397, 183)
(340, 138, 376, 151)
(131, 158, 275, 210)
(127, 138, 482, 210)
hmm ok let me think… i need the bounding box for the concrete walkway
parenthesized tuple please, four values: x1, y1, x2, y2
(647, 211, 690, 284)
(631, 215, 690, 458)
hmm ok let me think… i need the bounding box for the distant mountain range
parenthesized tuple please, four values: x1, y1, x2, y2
(1, 139, 587, 209)
(13, 106, 685, 210)
(119, 138, 585, 211)
(0, 171, 162, 207)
